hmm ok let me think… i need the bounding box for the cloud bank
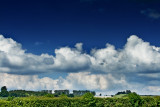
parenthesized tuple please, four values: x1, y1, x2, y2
(0, 72, 128, 94)
(0, 35, 160, 94)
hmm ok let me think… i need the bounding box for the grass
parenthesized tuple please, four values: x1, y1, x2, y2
(113, 94, 128, 98)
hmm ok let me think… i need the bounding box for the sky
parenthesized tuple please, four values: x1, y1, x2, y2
(0, 0, 160, 95)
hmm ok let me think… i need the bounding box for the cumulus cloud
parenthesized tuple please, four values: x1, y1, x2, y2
(1, 34, 160, 74)
(0, 35, 92, 74)
(1, 35, 160, 94)
(58, 72, 128, 91)
(75, 43, 83, 52)
(0, 72, 128, 94)
(53, 46, 91, 72)
(0, 73, 59, 91)
(1, 71, 158, 95)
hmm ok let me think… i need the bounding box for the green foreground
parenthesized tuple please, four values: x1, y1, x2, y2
(0, 93, 160, 107)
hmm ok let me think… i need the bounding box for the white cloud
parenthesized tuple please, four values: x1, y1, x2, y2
(0, 72, 128, 94)
(124, 35, 160, 72)
(53, 47, 91, 72)
(0, 36, 24, 54)
(1, 34, 160, 74)
(0, 34, 160, 94)
(0, 35, 92, 74)
(2, 71, 159, 95)
(75, 43, 83, 52)
(0, 73, 59, 90)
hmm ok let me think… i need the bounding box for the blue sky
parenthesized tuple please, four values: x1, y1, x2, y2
(1, 0, 160, 54)
(0, 0, 160, 95)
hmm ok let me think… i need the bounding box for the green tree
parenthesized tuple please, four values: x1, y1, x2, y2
(0, 86, 9, 97)
(128, 92, 142, 107)
(82, 92, 96, 107)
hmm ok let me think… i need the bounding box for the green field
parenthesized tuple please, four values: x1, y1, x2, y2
(113, 94, 128, 98)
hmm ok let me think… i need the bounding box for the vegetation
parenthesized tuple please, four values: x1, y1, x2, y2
(128, 92, 142, 107)
(0, 86, 160, 106)
(115, 90, 131, 95)
(82, 92, 96, 107)
(8, 90, 48, 97)
(0, 86, 9, 97)
(113, 94, 128, 98)
(0, 93, 159, 106)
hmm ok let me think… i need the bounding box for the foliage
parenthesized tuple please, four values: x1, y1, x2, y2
(116, 90, 131, 95)
(59, 94, 68, 98)
(82, 92, 96, 107)
(7, 96, 15, 101)
(9, 90, 48, 97)
(128, 92, 142, 107)
(154, 96, 160, 106)
(1, 86, 7, 91)
(53, 93, 59, 97)
(141, 96, 156, 107)
(113, 94, 128, 98)
(67, 94, 74, 97)
(45, 94, 54, 97)
(0, 86, 9, 97)
(0, 95, 159, 106)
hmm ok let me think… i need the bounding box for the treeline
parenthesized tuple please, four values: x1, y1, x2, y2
(0, 86, 49, 97)
(0, 86, 95, 97)
(0, 92, 160, 107)
(115, 90, 131, 95)
(9, 90, 48, 97)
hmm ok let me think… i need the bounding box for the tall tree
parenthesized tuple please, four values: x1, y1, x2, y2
(0, 86, 9, 97)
